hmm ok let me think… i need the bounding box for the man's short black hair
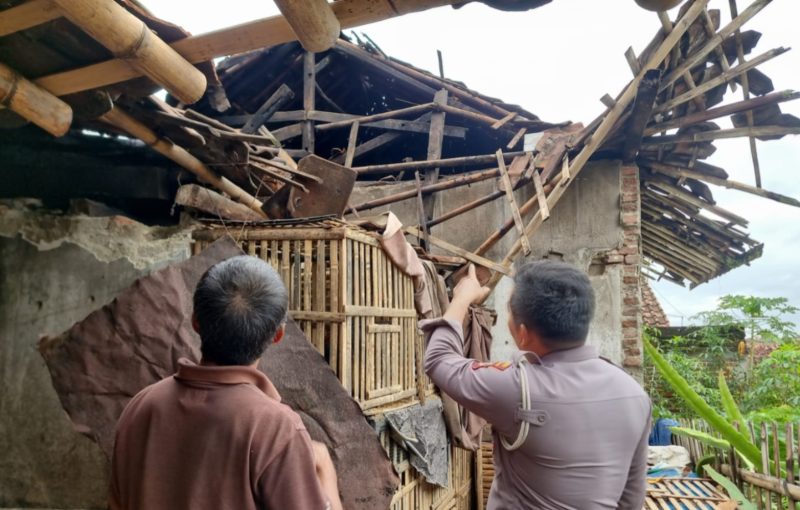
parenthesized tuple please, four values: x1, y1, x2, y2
(193, 256, 288, 365)
(509, 260, 595, 345)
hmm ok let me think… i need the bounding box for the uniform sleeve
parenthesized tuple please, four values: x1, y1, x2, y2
(257, 428, 330, 510)
(422, 318, 521, 438)
(617, 414, 651, 510)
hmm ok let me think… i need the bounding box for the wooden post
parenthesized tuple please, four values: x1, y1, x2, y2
(273, 0, 340, 52)
(302, 51, 316, 155)
(51, 0, 207, 104)
(0, 62, 72, 136)
(100, 107, 266, 217)
(496, 150, 531, 255)
(423, 89, 448, 225)
(414, 171, 430, 250)
(344, 121, 359, 168)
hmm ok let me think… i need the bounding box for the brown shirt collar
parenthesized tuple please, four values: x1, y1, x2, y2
(174, 358, 281, 401)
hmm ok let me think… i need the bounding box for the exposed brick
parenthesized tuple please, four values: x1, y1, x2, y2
(622, 319, 638, 328)
(623, 265, 638, 275)
(622, 306, 639, 317)
(623, 338, 640, 348)
(620, 212, 639, 226)
(623, 296, 639, 306)
(620, 191, 639, 203)
(619, 245, 638, 255)
(624, 254, 640, 265)
(605, 254, 624, 264)
(625, 347, 642, 357)
(620, 201, 639, 213)
(623, 277, 639, 286)
(621, 166, 639, 176)
(623, 355, 643, 367)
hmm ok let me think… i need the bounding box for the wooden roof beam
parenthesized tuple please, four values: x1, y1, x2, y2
(273, 0, 340, 52)
(51, 0, 207, 104)
(0, 61, 72, 136)
(33, 0, 463, 99)
(0, 0, 60, 37)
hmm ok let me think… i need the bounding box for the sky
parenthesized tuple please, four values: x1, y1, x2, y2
(142, 0, 800, 325)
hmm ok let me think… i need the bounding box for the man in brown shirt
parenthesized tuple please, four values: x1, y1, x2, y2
(110, 256, 342, 510)
(423, 262, 651, 509)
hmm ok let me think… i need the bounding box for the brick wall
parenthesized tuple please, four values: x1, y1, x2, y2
(602, 164, 642, 376)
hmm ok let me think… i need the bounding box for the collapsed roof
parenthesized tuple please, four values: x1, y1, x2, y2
(1, 0, 799, 288)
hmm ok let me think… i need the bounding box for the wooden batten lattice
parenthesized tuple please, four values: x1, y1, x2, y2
(193, 221, 417, 411)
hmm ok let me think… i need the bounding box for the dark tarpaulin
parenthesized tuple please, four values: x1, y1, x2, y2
(38, 236, 398, 510)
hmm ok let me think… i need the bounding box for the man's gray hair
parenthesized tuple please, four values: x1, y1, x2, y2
(193, 256, 288, 365)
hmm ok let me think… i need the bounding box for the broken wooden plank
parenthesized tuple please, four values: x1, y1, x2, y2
(414, 171, 430, 250)
(242, 83, 295, 134)
(507, 127, 527, 149)
(344, 121, 359, 168)
(496, 150, 531, 256)
(491, 111, 517, 130)
(316, 103, 434, 131)
(403, 226, 510, 275)
(531, 169, 549, 221)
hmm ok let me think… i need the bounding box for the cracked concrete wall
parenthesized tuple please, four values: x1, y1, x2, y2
(0, 202, 192, 509)
(353, 160, 627, 365)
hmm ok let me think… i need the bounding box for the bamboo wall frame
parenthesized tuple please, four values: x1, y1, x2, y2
(193, 223, 418, 411)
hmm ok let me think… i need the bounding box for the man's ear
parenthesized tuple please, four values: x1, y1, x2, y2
(272, 324, 286, 345)
(191, 313, 200, 334)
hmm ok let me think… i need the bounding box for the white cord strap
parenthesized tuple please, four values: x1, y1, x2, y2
(499, 357, 530, 451)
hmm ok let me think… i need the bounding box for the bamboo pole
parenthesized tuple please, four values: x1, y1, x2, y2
(0, 0, 60, 37)
(33, 0, 465, 98)
(351, 168, 500, 212)
(273, 0, 340, 52)
(719, 465, 800, 500)
(0, 62, 72, 136)
(354, 151, 526, 175)
(100, 107, 266, 217)
(51, 0, 207, 104)
(646, 160, 800, 208)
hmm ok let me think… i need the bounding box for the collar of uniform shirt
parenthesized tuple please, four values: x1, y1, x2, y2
(174, 358, 281, 401)
(536, 344, 598, 365)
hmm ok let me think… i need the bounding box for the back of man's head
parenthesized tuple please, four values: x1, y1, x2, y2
(510, 260, 595, 347)
(193, 256, 288, 366)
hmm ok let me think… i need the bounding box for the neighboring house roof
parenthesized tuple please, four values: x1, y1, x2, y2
(641, 278, 670, 328)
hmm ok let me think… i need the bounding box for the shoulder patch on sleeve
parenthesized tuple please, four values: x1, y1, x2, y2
(471, 361, 511, 371)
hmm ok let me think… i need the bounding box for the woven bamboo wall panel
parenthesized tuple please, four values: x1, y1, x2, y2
(192, 225, 418, 410)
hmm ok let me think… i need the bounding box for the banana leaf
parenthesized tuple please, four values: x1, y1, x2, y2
(643, 336, 763, 470)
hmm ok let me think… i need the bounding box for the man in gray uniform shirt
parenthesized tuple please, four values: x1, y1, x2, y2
(423, 261, 651, 509)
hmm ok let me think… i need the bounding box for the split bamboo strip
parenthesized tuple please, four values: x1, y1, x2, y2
(0, 0, 60, 37)
(0, 61, 72, 136)
(33, 0, 467, 98)
(644, 89, 800, 135)
(643, 125, 800, 145)
(351, 168, 500, 212)
(101, 107, 266, 216)
(316, 103, 434, 131)
(404, 226, 510, 275)
(485, 0, 710, 290)
(273, 0, 339, 52)
(730, 0, 762, 188)
(52, 0, 207, 104)
(354, 151, 526, 175)
(646, 160, 800, 208)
